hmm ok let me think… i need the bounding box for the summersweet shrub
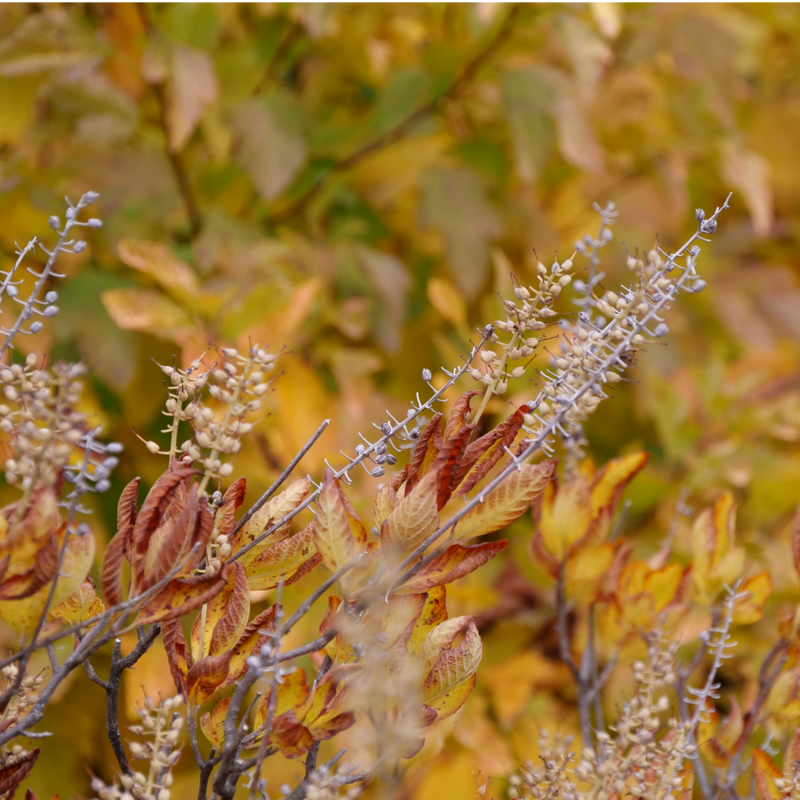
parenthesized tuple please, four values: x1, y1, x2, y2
(0, 192, 795, 800)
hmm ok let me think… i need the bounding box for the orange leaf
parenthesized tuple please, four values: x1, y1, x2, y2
(188, 651, 232, 706)
(784, 730, 800, 775)
(398, 541, 507, 594)
(303, 664, 362, 740)
(245, 523, 321, 591)
(444, 391, 483, 441)
(405, 587, 448, 660)
(753, 748, 788, 800)
(453, 405, 530, 496)
(381, 470, 440, 557)
(47, 580, 104, 628)
(453, 461, 554, 541)
(137, 565, 230, 625)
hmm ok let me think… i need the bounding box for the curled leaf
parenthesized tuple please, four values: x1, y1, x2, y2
(398, 541, 507, 594)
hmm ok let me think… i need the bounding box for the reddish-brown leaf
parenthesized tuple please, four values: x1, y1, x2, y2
(116, 477, 141, 561)
(405, 413, 443, 493)
(140, 485, 212, 589)
(0, 526, 61, 600)
(381, 470, 439, 557)
(246, 523, 321, 591)
(0, 748, 39, 794)
(444, 391, 482, 441)
(213, 477, 246, 541)
(454, 405, 530, 496)
(529, 531, 560, 578)
(398, 541, 508, 594)
(162, 618, 191, 698)
(100, 529, 130, 608)
(137, 564, 231, 624)
(131, 467, 197, 579)
(270, 709, 314, 758)
(187, 651, 232, 705)
(430, 424, 475, 510)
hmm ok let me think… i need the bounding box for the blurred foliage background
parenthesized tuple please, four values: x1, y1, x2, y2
(1, 3, 800, 797)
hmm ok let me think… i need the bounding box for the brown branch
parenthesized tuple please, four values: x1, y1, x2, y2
(265, 4, 523, 225)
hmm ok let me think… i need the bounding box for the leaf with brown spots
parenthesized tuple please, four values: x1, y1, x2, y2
(399, 541, 508, 594)
(200, 697, 230, 750)
(188, 650, 232, 705)
(0, 526, 60, 600)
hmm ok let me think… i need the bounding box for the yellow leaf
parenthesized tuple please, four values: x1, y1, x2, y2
(589, 452, 648, 517)
(244, 523, 320, 591)
(692, 492, 743, 602)
(645, 563, 684, 613)
(453, 462, 553, 542)
(234, 478, 311, 565)
(200, 697, 230, 751)
(733, 572, 772, 625)
(540, 477, 592, 561)
(118, 239, 199, 298)
(427, 277, 468, 331)
(311, 470, 366, 592)
(101, 287, 196, 341)
(564, 541, 615, 603)
(47, 580, 104, 627)
(420, 617, 482, 720)
(381, 470, 439, 557)
(405, 587, 448, 660)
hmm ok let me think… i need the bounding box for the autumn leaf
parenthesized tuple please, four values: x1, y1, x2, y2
(733, 572, 772, 625)
(0, 748, 39, 795)
(420, 616, 482, 720)
(692, 492, 745, 603)
(245, 523, 321, 591)
(223, 604, 279, 689)
(444, 391, 482, 441)
(454, 405, 530, 496)
(100, 476, 140, 607)
(191, 560, 249, 659)
(382, 470, 440, 557)
(753, 748, 788, 800)
(233, 477, 311, 565)
(398, 541, 507, 594)
(200, 697, 230, 751)
(453, 462, 553, 541)
(405, 413, 443, 491)
(47, 580, 104, 629)
(312, 470, 367, 592)
(137, 566, 230, 625)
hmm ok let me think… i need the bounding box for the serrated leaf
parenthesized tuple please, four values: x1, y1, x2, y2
(245, 523, 321, 591)
(303, 664, 362, 741)
(398, 541, 507, 594)
(212, 478, 246, 543)
(405, 586, 448, 660)
(733, 572, 772, 625)
(453, 462, 553, 542)
(312, 471, 367, 591)
(431, 424, 475, 510)
(187, 651, 231, 706)
(539, 476, 591, 561)
(381, 470, 439, 557)
(405, 414, 443, 491)
(47, 580, 104, 628)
